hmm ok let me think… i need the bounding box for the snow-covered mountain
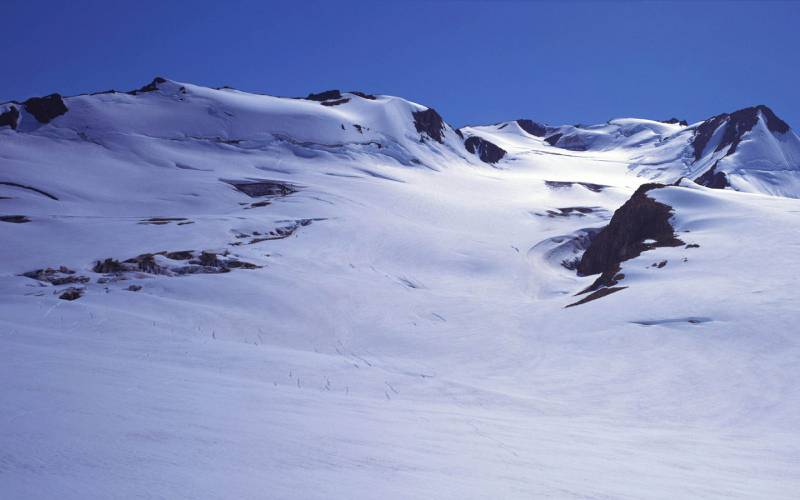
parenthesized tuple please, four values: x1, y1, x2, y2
(2, 78, 800, 499)
(462, 105, 800, 197)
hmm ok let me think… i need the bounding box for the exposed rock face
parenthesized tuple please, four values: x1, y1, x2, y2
(544, 180, 608, 192)
(691, 105, 789, 161)
(224, 180, 298, 198)
(199, 251, 219, 267)
(306, 90, 342, 102)
(23, 94, 68, 124)
(576, 183, 683, 291)
(412, 108, 445, 143)
(516, 119, 547, 137)
(662, 118, 688, 126)
(59, 288, 84, 301)
(464, 136, 506, 163)
(349, 91, 376, 100)
(129, 77, 167, 95)
(0, 105, 20, 129)
(695, 164, 729, 189)
(93, 258, 125, 274)
(22, 267, 89, 286)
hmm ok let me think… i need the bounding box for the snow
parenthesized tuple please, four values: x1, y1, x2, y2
(1, 79, 799, 499)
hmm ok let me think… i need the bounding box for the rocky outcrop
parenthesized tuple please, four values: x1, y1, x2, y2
(0, 105, 20, 129)
(516, 119, 547, 137)
(128, 77, 167, 95)
(93, 258, 125, 274)
(59, 288, 84, 301)
(544, 180, 608, 192)
(350, 91, 376, 100)
(306, 90, 342, 102)
(661, 118, 688, 126)
(464, 136, 506, 164)
(691, 105, 789, 161)
(576, 183, 683, 292)
(23, 94, 68, 124)
(695, 164, 729, 189)
(224, 179, 298, 198)
(22, 267, 90, 286)
(412, 108, 446, 143)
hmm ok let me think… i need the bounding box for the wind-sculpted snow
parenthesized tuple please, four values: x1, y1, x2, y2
(1, 79, 800, 499)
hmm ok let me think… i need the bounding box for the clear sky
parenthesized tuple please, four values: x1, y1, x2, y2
(3, 0, 798, 128)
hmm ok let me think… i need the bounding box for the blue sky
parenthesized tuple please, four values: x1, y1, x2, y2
(3, 0, 798, 128)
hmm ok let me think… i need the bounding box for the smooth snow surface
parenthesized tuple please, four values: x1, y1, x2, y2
(1, 80, 799, 499)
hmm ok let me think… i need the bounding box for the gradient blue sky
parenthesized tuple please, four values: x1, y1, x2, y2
(3, 0, 798, 128)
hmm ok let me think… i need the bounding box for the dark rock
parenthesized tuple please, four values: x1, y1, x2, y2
(544, 207, 601, 218)
(686, 243, 700, 249)
(225, 260, 260, 269)
(464, 136, 506, 164)
(321, 98, 350, 107)
(125, 253, 161, 273)
(59, 287, 84, 301)
(199, 252, 219, 267)
(306, 90, 342, 102)
(576, 183, 684, 292)
(412, 108, 446, 143)
(454, 128, 464, 139)
(165, 250, 194, 260)
(516, 119, 547, 137)
(225, 180, 297, 198)
(50, 275, 90, 286)
(93, 258, 125, 274)
(544, 180, 608, 192)
(23, 94, 68, 124)
(0, 215, 29, 223)
(759, 105, 790, 134)
(695, 164, 729, 189)
(662, 118, 688, 126)
(350, 91, 376, 100)
(128, 77, 167, 95)
(140, 217, 189, 225)
(127, 285, 142, 292)
(0, 106, 20, 130)
(22, 267, 88, 286)
(691, 105, 790, 161)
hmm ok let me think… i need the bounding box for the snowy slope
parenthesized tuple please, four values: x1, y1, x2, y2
(462, 106, 800, 198)
(1, 79, 800, 499)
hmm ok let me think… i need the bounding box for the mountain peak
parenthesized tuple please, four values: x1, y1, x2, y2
(691, 104, 792, 161)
